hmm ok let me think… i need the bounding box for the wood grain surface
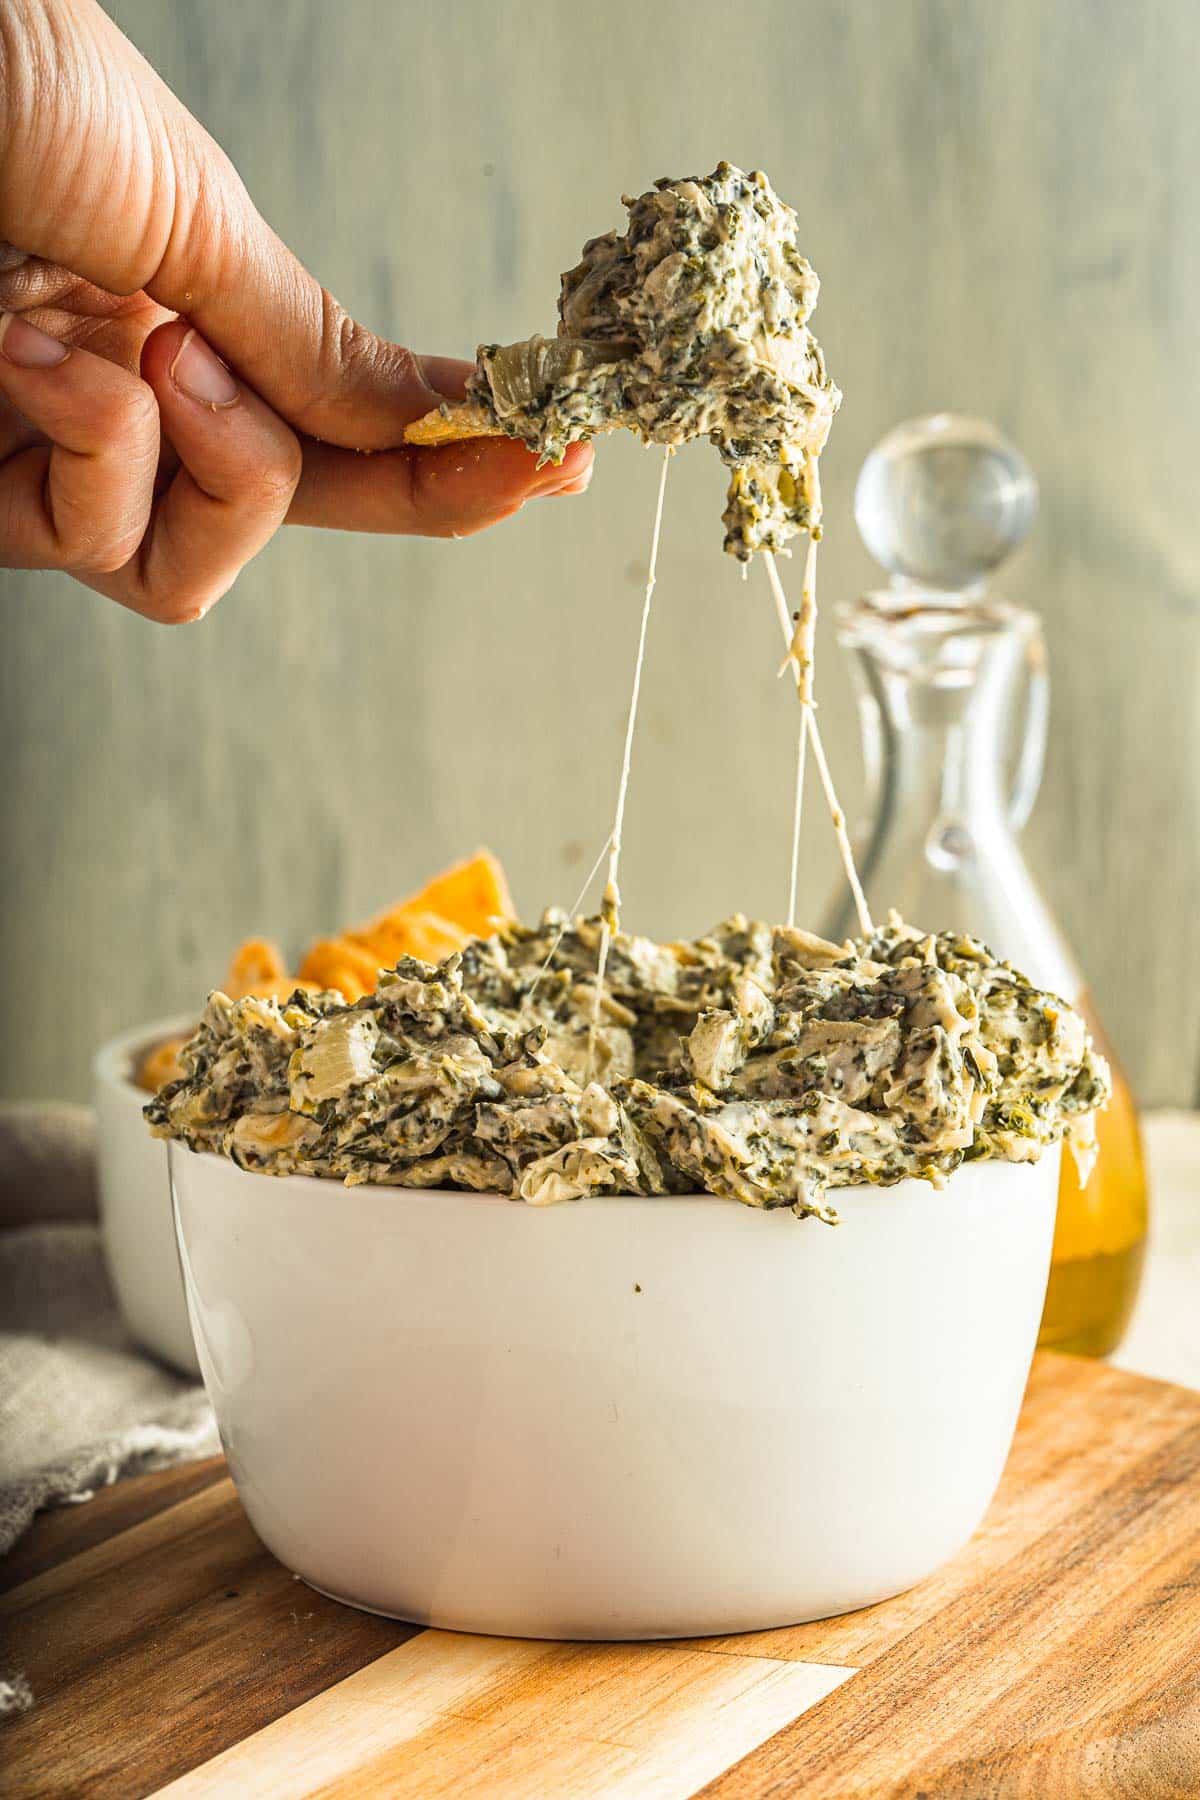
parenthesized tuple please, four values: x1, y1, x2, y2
(3, 1354, 1199, 1799)
(1, 0, 1198, 1112)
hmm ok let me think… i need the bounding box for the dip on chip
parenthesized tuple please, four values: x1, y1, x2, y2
(405, 162, 840, 559)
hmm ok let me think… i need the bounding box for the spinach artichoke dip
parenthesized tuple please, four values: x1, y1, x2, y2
(147, 916, 1108, 1221)
(404, 161, 840, 559)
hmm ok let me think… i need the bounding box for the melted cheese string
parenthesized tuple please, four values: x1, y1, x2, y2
(786, 713, 808, 929)
(524, 831, 614, 1010)
(586, 445, 673, 1077)
(764, 499, 873, 937)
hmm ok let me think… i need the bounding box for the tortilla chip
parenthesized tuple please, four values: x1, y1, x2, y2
(403, 402, 508, 447)
(354, 909, 471, 969)
(297, 938, 382, 1003)
(400, 849, 517, 939)
(226, 938, 289, 999)
(136, 1036, 187, 1093)
(190, 852, 516, 1024)
(405, 405, 624, 453)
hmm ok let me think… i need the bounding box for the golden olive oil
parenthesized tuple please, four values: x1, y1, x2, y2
(1038, 996, 1148, 1356)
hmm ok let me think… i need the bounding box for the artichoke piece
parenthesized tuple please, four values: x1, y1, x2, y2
(289, 1014, 379, 1114)
(477, 335, 629, 421)
(231, 1111, 317, 1156)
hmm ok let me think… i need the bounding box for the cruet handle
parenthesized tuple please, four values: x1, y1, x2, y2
(1009, 620, 1049, 833)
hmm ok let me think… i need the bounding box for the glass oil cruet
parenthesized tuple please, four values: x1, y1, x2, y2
(824, 413, 1147, 1356)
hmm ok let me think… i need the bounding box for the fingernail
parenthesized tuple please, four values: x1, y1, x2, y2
(0, 312, 69, 368)
(170, 328, 238, 408)
(554, 466, 594, 497)
(532, 461, 594, 499)
(415, 355, 461, 403)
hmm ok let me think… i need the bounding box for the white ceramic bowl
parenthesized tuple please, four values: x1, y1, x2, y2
(95, 1019, 201, 1375)
(171, 1143, 1058, 1638)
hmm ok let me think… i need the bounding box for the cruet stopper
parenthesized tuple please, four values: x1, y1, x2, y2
(854, 413, 1038, 595)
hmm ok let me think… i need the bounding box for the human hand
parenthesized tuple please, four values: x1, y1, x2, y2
(0, 0, 592, 622)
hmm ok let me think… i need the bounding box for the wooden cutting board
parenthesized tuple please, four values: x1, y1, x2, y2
(3, 1352, 1199, 1799)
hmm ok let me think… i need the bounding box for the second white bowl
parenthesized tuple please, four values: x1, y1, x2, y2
(95, 1019, 200, 1375)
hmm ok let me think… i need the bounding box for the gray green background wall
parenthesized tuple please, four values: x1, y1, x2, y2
(1, 0, 1197, 1104)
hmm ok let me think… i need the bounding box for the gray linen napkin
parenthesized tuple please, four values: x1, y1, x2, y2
(0, 1101, 218, 1558)
(0, 1101, 219, 1715)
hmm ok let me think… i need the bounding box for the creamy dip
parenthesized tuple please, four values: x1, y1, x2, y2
(147, 915, 1108, 1220)
(412, 162, 840, 559)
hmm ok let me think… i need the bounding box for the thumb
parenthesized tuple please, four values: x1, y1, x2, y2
(1, 0, 453, 448)
(151, 191, 456, 449)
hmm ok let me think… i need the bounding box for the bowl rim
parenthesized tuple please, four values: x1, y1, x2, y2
(94, 1014, 199, 1094)
(168, 1139, 1061, 1213)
